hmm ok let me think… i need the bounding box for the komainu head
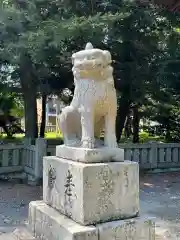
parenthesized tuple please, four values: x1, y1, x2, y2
(72, 43, 113, 80)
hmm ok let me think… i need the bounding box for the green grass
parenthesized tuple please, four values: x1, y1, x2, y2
(0, 131, 164, 143)
(45, 132, 62, 139)
(119, 131, 164, 143)
(0, 132, 63, 140)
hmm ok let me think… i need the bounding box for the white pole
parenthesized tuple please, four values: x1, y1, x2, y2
(55, 98, 61, 137)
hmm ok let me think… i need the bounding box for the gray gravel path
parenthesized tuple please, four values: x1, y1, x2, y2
(0, 172, 180, 239)
(140, 172, 180, 239)
(0, 181, 42, 236)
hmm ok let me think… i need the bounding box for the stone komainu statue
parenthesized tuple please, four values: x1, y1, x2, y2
(59, 43, 118, 149)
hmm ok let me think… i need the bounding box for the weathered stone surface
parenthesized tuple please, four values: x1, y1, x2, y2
(13, 228, 36, 240)
(29, 201, 98, 240)
(28, 201, 154, 240)
(98, 216, 155, 240)
(56, 145, 124, 163)
(43, 156, 139, 225)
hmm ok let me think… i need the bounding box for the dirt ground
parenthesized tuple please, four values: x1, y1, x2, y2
(0, 172, 180, 239)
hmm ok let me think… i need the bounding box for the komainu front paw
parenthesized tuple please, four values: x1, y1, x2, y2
(81, 139, 95, 149)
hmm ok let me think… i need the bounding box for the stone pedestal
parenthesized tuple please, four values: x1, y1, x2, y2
(29, 201, 98, 240)
(27, 146, 155, 240)
(43, 156, 139, 225)
(56, 145, 124, 163)
(29, 201, 155, 240)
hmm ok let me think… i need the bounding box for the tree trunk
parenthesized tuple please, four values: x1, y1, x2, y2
(165, 121, 171, 142)
(132, 104, 140, 143)
(124, 113, 133, 138)
(116, 96, 131, 142)
(23, 90, 38, 138)
(39, 94, 47, 138)
(20, 53, 38, 138)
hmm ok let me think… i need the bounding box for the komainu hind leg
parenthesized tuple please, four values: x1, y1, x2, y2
(104, 110, 118, 148)
(59, 106, 81, 146)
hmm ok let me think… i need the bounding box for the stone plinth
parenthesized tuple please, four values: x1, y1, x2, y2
(29, 201, 98, 240)
(56, 145, 124, 163)
(98, 216, 155, 240)
(29, 201, 155, 240)
(43, 156, 139, 225)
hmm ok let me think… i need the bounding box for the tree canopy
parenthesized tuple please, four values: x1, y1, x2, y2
(0, 0, 179, 141)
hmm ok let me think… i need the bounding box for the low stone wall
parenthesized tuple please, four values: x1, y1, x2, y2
(0, 138, 46, 185)
(47, 140, 180, 170)
(119, 142, 180, 170)
(2, 139, 180, 184)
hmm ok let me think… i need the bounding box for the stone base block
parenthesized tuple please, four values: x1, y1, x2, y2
(29, 201, 98, 240)
(43, 156, 139, 225)
(97, 216, 155, 240)
(56, 145, 124, 163)
(13, 228, 36, 240)
(29, 201, 155, 240)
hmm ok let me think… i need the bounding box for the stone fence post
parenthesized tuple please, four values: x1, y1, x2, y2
(34, 138, 47, 183)
(149, 142, 158, 168)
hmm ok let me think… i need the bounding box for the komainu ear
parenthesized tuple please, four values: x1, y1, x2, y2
(103, 50, 112, 65)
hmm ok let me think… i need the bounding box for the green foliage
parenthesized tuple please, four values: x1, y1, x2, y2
(120, 131, 164, 143)
(10, 97, 24, 118)
(0, 0, 179, 140)
(0, 93, 13, 114)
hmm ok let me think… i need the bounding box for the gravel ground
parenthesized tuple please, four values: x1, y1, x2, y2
(0, 172, 180, 239)
(140, 172, 180, 239)
(0, 181, 42, 236)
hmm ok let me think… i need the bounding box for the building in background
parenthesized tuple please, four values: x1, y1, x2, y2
(37, 95, 65, 127)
